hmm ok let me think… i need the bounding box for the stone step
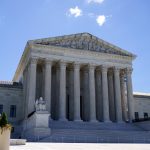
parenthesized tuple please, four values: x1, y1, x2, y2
(49, 120, 143, 131)
(40, 129, 150, 143)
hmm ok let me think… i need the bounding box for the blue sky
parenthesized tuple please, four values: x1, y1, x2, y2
(0, 0, 150, 92)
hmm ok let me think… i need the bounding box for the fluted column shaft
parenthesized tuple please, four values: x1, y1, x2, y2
(102, 66, 110, 122)
(89, 65, 97, 122)
(44, 60, 52, 114)
(108, 71, 115, 122)
(120, 72, 127, 121)
(27, 58, 37, 115)
(73, 63, 81, 121)
(95, 69, 103, 121)
(114, 67, 123, 122)
(59, 61, 67, 121)
(126, 68, 134, 122)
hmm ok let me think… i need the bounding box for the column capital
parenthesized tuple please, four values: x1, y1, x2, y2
(126, 68, 133, 75)
(120, 70, 125, 77)
(73, 62, 81, 69)
(114, 67, 121, 73)
(45, 59, 53, 65)
(30, 57, 38, 64)
(101, 65, 108, 73)
(88, 64, 96, 70)
(59, 60, 67, 68)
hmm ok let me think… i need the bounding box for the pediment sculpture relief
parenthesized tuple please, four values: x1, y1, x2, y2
(34, 33, 132, 57)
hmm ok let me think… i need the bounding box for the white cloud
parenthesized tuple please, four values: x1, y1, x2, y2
(68, 6, 82, 18)
(96, 15, 106, 26)
(87, 0, 104, 4)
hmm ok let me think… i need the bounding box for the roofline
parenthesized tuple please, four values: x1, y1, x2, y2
(13, 32, 137, 81)
(12, 42, 31, 81)
(28, 32, 137, 59)
(133, 92, 150, 97)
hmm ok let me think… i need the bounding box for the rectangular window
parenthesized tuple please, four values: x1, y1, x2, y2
(135, 112, 139, 120)
(10, 105, 16, 118)
(144, 112, 148, 119)
(0, 105, 3, 114)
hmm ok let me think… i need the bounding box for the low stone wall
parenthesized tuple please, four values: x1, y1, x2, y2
(10, 139, 26, 145)
(134, 121, 150, 131)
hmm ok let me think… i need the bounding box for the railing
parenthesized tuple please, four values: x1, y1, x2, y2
(0, 81, 13, 85)
(0, 81, 22, 88)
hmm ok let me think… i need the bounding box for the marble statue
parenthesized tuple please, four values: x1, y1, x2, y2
(35, 97, 46, 111)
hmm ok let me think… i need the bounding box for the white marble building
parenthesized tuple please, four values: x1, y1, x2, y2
(0, 33, 150, 142)
(13, 32, 136, 123)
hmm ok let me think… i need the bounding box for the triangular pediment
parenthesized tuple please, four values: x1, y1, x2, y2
(30, 33, 135, 57)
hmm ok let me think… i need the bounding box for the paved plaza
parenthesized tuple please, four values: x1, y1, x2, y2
(10, 143, 150, 150)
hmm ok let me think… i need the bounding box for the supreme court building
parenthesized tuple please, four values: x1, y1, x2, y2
(0, 33, 150, 142)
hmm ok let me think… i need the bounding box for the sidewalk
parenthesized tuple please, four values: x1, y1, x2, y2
(10, 143, 150, 150)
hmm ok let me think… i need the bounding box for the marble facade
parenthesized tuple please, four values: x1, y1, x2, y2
(13, 33, 136, 123)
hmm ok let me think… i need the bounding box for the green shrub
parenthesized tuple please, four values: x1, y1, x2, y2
(0, 113, 8, 128)
(0, 112, 11, 134)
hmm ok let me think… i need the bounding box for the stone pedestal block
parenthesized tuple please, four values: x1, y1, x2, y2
(22, 111, 51, 141)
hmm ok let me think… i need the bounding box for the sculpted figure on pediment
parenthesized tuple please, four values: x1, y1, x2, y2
(61, 40, 66, 47)
(75, 38, 80, 49)
(88, 41, 94, 50)
(78, 38, 84, 49)
(95, 43, 101, 52)
(71, 40, 76, 49)
(34, 33, 133, 57)
(92, 41, 97, 51)
(83, 38, 90, 50)
(64, 40, 70, 47)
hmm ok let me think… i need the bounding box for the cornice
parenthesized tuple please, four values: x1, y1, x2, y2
(31, 44, 133, 65)
(12, 42, 31, 81)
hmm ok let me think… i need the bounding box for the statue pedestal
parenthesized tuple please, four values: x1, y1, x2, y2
(34, 111, 50, 128)
(22, 111, 51, 141)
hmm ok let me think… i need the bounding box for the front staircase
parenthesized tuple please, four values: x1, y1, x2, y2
(38, 120, 150, 143)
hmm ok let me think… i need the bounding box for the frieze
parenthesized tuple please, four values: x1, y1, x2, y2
(31, 44, 132, 66)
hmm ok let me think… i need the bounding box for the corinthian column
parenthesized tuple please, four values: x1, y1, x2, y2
(114, 67, 123, 122)
(59, 61, 67, 121)
(88, 64, 97, 122)
(102, 66, 110, 122)
(126, 68, 134, 122)
(27, 57, 37, 115)
(73, 62, 81, 121)
(108, 70, 115, 122)
(120, 71, 128, 121)
(44, 59, 52, 114)
(89, 65, 96, 121)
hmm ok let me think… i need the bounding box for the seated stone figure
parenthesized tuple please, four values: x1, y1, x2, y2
(35, 97, 46, 111)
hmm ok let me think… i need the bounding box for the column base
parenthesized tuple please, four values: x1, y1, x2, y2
(89, 119, 98, 123)
(58, 118, 68, 122)
(103, 120, 112, 123)
(128, 120, 133, 123)
(116, 120, 124, 124)
(74, 119, 82, 122)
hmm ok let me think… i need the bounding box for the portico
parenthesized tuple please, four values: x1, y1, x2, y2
(13, 33, 136, 123)
(23, 59, 134, 123)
